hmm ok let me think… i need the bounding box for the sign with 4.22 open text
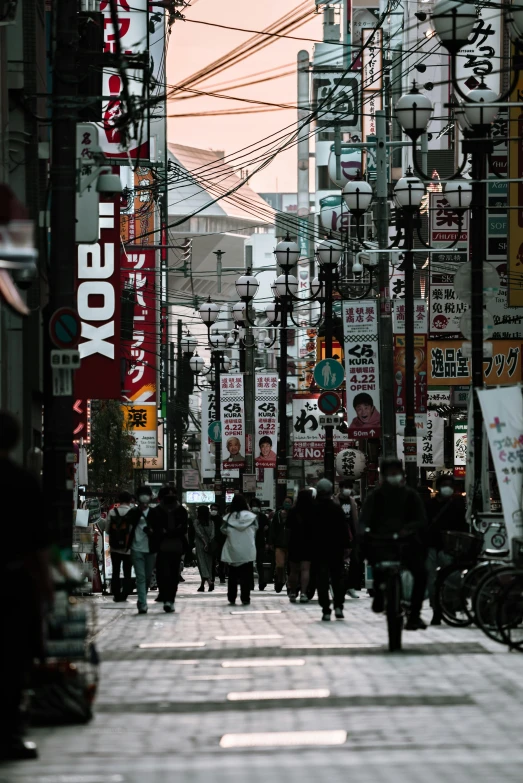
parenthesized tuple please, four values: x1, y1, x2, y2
(342, 300, 381, 438)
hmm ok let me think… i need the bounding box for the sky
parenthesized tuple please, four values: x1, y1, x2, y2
(167, 0, 323, 194)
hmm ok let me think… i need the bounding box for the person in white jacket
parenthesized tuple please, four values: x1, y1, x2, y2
(221, 494, 258, 606)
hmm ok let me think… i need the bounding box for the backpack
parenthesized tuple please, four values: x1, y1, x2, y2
(108, 507, 131, 550)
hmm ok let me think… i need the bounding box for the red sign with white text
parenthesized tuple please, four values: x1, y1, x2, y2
(121, 248, 156, 404)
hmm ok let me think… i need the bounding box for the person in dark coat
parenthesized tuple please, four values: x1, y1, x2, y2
(147, 486, 188, 613)
(359, 457, 428, 630)
(426, 474, 468, 625)
(210, 503, 226, 584)
(251, 500, 270, 590)
(287, 489, 315, 603)
(337, 480, 361, 598)
(310, 479, 352, 621)
(268, 496, 292, 592)
(126, 485, 162, 614)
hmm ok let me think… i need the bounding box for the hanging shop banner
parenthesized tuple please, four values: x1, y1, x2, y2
(132, 423, 164, 469)
(428, 387, 451, 407)
(429, 252, 467, 337)
(428, 340, 523, 386)
(121, 247, 157, 405)
(342, 300, 381, 438)
(453, 421, 468, 479)
(362, 28, 383, 140)
(393, 335, 428, 415)
(397, 411, 444, 467)
(292, 393, 350, 460)
(201, 389, 217, 480)
(254, 373, 278, 468)
(122, 402, 157, 457)
(455, 4, 503, 95)
(508, 66, 523, 306)
(429, 192, 469, 250)
(220, 374, 246, 469)
(392, 299, 427, 334)
(101, 0, 149, 161)
(312, 71, 361, 130)
(478, 386, 523, 543)
(73, 399, 91, 444)
(75, 197, 121, 399)
(389, 265, 405, 299)
(120, 168, 155, 245)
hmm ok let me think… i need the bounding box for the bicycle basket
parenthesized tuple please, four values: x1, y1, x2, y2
(442, 531, 483, 559)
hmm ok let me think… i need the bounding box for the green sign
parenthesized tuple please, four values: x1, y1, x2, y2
(487, 215, 508, 236)
(314, 358, 344, 390)
(208, 421, 222, 442)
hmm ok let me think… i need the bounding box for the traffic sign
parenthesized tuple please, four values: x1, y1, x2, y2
(208, 421, 222, 442)
(318, 391, 341, 415)
(319, 415, 341, 427)
(313, 358, 344, 390)
(49, 307, 81, 349)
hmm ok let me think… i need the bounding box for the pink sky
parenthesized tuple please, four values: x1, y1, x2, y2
(167, 0, 322, 193)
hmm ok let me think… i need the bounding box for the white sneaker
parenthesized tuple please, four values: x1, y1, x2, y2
(347, 589, 359, 599)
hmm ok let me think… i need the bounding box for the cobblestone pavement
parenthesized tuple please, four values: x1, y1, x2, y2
(4, 568, 523, 783)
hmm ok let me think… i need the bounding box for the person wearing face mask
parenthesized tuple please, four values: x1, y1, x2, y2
(127, 485, 161, 614)
(268, 497, 293, 593)
(210, 504, 226, 584)
(251, 501, 269, 591)
(425, 475, 467, 625)
(359, 457, 428, 631)
(148, 486, 188, 612)
(336, 480, 361, 599)
(194, 504, 215, 592)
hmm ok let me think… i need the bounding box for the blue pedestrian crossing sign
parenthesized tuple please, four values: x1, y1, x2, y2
(314, 358, 344, 390)
(208, 421, 222, 442)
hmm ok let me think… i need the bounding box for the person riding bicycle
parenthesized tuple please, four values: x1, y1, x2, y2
(359, 457, 429, 631)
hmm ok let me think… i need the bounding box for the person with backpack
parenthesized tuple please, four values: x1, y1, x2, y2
(221, 494, 258, 606)
(148, 486, 188, 612)
(103, 491, 134, 602)
(127, 485, 162, 614)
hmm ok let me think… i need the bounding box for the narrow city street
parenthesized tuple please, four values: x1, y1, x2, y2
(6, 570, 523, 783)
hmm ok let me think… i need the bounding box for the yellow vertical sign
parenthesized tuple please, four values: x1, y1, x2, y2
(508, 62, 523, 305)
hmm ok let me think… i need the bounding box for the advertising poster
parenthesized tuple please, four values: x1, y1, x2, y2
(122, 402, 157, 457)
(393, 335, 428, 415)
(342, 300, 381, 438)
(429, 192, 469, 250)
(429, 252, 467, 337)
(396, 411, 444, 466)
(292, 394, 350, 460)
(201, 389, 216, 480)
(428, 340, 522, 385)
(393, 299, 427, 334)
(220, 374, 246, 469)
(454, 421, 468, 478)
(254, 373, 278, 468)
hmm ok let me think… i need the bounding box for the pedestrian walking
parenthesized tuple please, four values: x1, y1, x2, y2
(101, 491, 133, 602)
(287, 489, 314, 603)
(268, 496, 292, 592)
(149, 486, 188, 612)
(194, 504, 215, 592)
(337, 480, 361, 599)
(210, 503, 226, 584)
(311, 479, 351, 621)
(360, 457, 428, 630)
(127, 485, 161, 614)
(426, 474, 467, 625)
(221, 494, 258, 606)
(0, 411, 53, 761)
(251, 500, 270, 590)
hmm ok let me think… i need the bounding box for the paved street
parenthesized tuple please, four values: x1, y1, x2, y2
(5, 569, 523, 783)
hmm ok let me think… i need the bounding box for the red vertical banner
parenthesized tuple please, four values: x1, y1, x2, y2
(121, 247, 157, 404)
(75, 195, 122, 399)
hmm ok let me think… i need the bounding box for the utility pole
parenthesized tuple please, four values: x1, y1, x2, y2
(402, 212, 417, 488)
(323, 264, 335, 482)
(375, 110, 396, 457)
(243, 324, 256, 480)
(276, 298, 289, 508)
(175, 321, 184, 496)
(43, 0, 78, 551)
(213, 349, 223, 512)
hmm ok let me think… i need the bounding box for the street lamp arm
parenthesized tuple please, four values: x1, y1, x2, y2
(410, 139, 469, 182)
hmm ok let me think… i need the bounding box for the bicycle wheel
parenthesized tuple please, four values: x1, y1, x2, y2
(386, 574, 403, 652)
(495, 571, 523, 650)
(436, 563, 470, 627)
(473, 565, 518, 644)
(462, 561, 508, 625)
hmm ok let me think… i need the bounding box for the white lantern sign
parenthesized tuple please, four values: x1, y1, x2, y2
(335, 448, 367, 479)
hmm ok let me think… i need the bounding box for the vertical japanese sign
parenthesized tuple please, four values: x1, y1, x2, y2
(455, 5, 502, 94)
(429, 252, 468, 337)
(392, 299, 427, 334)
(201, 389, 217, 480)
(101, 0, 149, 160)
(397, 411, 443, 466)
(362, 28, 382, 140)
(478, 386, 523, 543)
(254, 373, 278, 468)
(508, 65, 523, 306)
(342, 300, 381, 438)
(393, 335, 428, 416)
(429, 192, 469, 250)
(75, 197, 121, 399)
(220, 374, 246, 469)
(292, 394, 350, 459)
(454, 421, 468, 478)
(122, 402, 157, 457)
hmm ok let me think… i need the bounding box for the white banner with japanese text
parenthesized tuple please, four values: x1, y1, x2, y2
(478, 386, 523, 543)
(342, 300, 381, 438)
(220, 374, 246, 469)
(201, 389, 217, 480)
(396, 411, 444, 467)
(255, 373, 278, 468)
(393, 299, 427, 334)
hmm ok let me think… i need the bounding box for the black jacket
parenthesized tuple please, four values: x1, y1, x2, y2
(310, 497, 352, 560)
(359, 483, 428, 542)
(287, 506, 314, 561)
(268, 509, 290, 549)
(126, 505, 164, 554)
(149, 502, 188, 553)
(426, 494, 468, 549)
(254, 512, 269, 550)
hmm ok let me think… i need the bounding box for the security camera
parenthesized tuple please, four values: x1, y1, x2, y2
(96, 171, 123, 195)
